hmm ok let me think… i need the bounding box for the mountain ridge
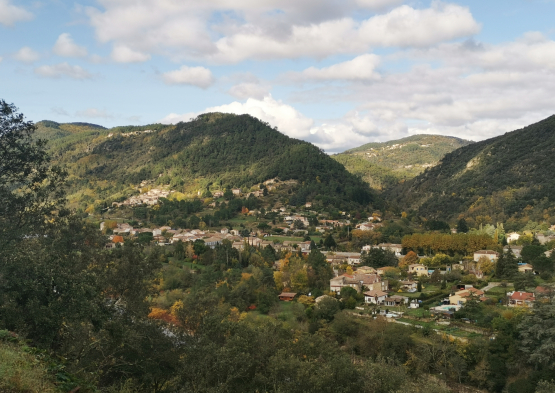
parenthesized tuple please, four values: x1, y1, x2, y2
(386, 115, 555, 227)
(333, 134, 473, 189)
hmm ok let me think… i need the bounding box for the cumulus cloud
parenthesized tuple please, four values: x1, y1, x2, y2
(111, 45, 151, 63)
(85, 1, 479, 63)
(53, 33, 88, 58)
(296, 54, 381, 81)
(13, 46, 40, 63)
(0, 0, 33, 27)
(162, 65, 214, 88)
(160, 95, 314, 139)
(227, 82, 271, 99)
(34, 63, 92, 80)
(75, 108, 113, 119)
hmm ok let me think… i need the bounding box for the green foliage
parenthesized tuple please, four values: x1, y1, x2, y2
(46, 113, 378, 211)
(361, 248, 398, 268)
(335, 134, 471, 189)
(389, 115, 555, 223)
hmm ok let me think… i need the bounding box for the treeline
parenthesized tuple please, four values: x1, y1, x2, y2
(402, 233, 499, 256)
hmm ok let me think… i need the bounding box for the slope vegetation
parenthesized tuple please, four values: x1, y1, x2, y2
(39, 113, 377, 210)
(333, 135, 472, 189)
(387, 115, 555, 225)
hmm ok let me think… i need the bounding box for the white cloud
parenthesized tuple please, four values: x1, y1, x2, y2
(75, 108, 113, 119)
(110, 45, 151, 63)
(13, 46, 40, 63)
(53, 33, 88, 58)
(34, 63, 93, 80)
(161, 95, 314, 139)
(85, 1, 479, 63)
(0, 0, 33, 27)
(358, 2, 480, 48)
(228, 82, 271, 99)
(298, 54, 381, 81)
(162, 65, 214, 88)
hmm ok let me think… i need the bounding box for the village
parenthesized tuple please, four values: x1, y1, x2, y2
(100, 187, 555, 341)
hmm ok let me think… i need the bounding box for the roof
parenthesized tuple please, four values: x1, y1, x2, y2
(279, 292, 297, 298)
(455, 287, 485, 297)
(364, 290, 388, 297)
(474, 250, 499, 255)
(354, 274, 381, 284)
(510, 291, 535, 301)
(535, 286, 552, 294)
(409, 264, 426, 268)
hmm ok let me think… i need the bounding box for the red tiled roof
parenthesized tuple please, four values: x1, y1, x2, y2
(510, 292, 535, 301)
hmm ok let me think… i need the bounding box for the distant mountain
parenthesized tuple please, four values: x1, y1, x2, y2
(333, 135, 472, 189)
(386, 116, 555, 225)
(39, 113, 378, 211)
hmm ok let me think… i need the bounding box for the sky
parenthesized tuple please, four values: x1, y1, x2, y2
(1, 0, 555, 153)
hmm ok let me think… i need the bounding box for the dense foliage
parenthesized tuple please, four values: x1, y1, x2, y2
(334, 134, 472, 189)
(387, 116, 555, 226)
(38, 113, 377, 211)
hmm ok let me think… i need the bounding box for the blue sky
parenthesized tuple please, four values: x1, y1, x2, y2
(1, 0, 555, 152)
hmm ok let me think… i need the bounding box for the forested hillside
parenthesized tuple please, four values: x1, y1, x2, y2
(38, 113, 377, 211)
(333, 135, 472, 189)
(387, 115, 555, 227)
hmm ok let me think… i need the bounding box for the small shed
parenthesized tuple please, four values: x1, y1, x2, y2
(279, 292, 297, 301)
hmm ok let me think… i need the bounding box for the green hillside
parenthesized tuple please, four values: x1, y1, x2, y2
(387, 115, 555, 228)
(39, 113, 377, 211)
(333, 135, 472, 189)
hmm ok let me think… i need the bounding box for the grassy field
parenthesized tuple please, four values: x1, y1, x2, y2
(0, 339, 57, 392)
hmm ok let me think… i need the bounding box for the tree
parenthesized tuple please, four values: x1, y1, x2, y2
(0, 100, 66, 246)
(417, 281, 422, 292)
(519, 302, 555, 370)
(323, 233, 336, 250)
(362, 248, 398, 269)
(457, 218, 469, 233)
(400, 251, 418, 268)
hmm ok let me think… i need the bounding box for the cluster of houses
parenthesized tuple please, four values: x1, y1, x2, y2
(112, 188, 172, 207)
(104, 222, 314, 254)
(328, 265, 420, 308)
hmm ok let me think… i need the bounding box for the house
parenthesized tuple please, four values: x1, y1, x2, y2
(152, 229, 162, 236)
(374, 243, 403, 256)
(503, 246, 523, 258)
(278, 292, 297, 301)
(213, 191, 224, 198)
(325, 252, 361, 266)
(232, 188, 241, 196)
(329, 275, 362, 293)
(535, 286, 553, 299)
(355, 274, 388, 292)
(408, 264, 429, 277)
(518, 263, 534, 273)
(305, 202, 312, 208)
(508, 291, 535, 307)
(383, 295, 408, 307)
(473, 250, 499, 262)
(449, 287, 485, 305)
(400, 280, 418, 291)
(537, 233, 555, 245)
(364, 290, 388, 304)
(377, 266, 397, 276)
(409, 300, 420, 309)
(506, 232, 521, 243)
(356, 266, 377, 275)
(204, 237, 223, 249)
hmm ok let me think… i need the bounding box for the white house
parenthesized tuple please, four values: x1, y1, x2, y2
(364, 289, 388, 304)
(473, 250, 499, 262)
(506, 232, 520, 243)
